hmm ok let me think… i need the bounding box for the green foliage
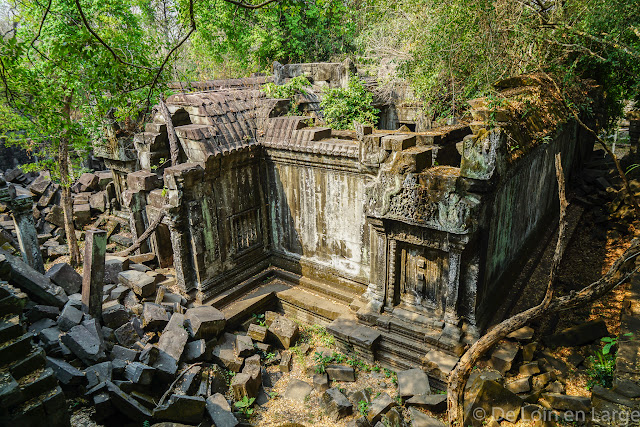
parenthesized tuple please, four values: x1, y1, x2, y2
(262, 76, 312, 115)
(585, 350, 615, 390)
(252, 313, 267, 327)
(142, 421, 150, 427)
(234, 396, 256, 416)
(314, 351, 332, 374)
(602, 333, 633, 355)
(320, 75, 379, 130)
(357, 400, 370, 416)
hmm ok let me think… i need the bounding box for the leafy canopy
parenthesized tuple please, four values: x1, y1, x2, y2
(320, 75, 379, 130)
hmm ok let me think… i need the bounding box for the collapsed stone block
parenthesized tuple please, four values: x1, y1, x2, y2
(397, 368, 430, 400)
(60, 324, 107, 365)
(57, 304, 83, 332)
(206, 393, 239, 427)
(45, 263, 82, 295)
(321, 387, 352, 421)
(141, 303, 169, 330)
(185, 306, 226, 339)
(118, 270, 156, 297)
(268, 314, 299, 349)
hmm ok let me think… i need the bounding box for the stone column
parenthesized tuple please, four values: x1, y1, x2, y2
(167, 209, 196, 292)
(364, 219, 387, 312)
(122, 189, 151, 254)
(10, 195, 45, 273)
(444, 249, 461, 325)
(82, 229, 107, 319)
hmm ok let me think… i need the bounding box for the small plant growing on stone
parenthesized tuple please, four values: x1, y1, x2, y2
(332, 352, 346, 363)
(142, 421, 151, 427)
(234, 396, 256, 416)
(314, 351, 332, 374)
(252, 313, 266, 327)
(602, 333, 633, 354)
(357, 400, 370, 416)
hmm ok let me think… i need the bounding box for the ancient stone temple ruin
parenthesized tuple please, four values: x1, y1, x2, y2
(95, 64, 595, 384)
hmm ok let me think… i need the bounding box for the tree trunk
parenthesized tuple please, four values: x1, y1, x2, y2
(447, 154, 569, 425)
(113, 210, 166, 257)
(60, 95, 81, 267)
(158, 98, 180, 166)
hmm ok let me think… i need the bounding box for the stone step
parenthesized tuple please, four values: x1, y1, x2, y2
(0, 315, 25, 344)
(9, 347, 47, 380)
(274, 268, 364, 305)
(0, 333, 33, 365)
(277, 287, 352, 325)
(16, 367, 58, 404)
(221, 290, 278, 329)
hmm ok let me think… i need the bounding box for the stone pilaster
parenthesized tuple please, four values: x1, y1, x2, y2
(167, 207, 196, 292)
(363, 218, 386, 311)
(10, 195, 45, 273)
(82, 229, 107, 319)
(122, 189, 150, 254)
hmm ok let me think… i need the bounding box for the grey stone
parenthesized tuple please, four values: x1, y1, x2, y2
(153, 394, 205, 424)
(409, 407, 446, 427)
(118, 270, 156, 297)
(542, 393, 591, 412)
(397, 367, 430, 399)
(268, 315, 299, 349)
(284, 379, 313, 402)
(125, 362, 155, 385)
(110, 285, 129, 302)
(93, 392, 114, 421)
(505, 376, 531, 394)
(104, 257, 129, 284)
(57, 304, 84, 332)
(139, 344, 159, 366)
(110, 345, 139, 362)
(60, 324, 107, 365)
(206, 393, 238, 427)
(28, 317, 56, 334)
(105, 380, 152, 421)
(102, 301, 130, 329)
(326, 364, 356, 382)
(114, 320, 143, 348)
(382, 407, 403, 427)
(46, 356, 85, 385)
(25, 305, 60, 323)
(614, 379, 640, 398)
(543, 319, 609, 348)
(507, 326, 535, 341)
(45, 263, 82, 295)
(185, 306, 226, 339)
(231, 371, 261, 401)
(218, 349, 243, 372)
(406, 394, 447, 412)
(183, 339, 206, 362)
(464, 378, 522, 426)
(313, 373, 329, 392)
(519, 362, 540, 376)
(248, 323, 268, 342)
(367, 392, 397, 425)
(489, 341, 519, 374)
(235, 334, 254, 357)
(154, 326, 188, 379)
(86, 361, 113, 388)
(279, 350, 293, 372)
(321, 387, 353, 421)
(141, 303, 169, 330)
(532, 372, 553, 391)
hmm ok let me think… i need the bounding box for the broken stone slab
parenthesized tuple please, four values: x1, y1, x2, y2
(105, 380, 152, 421)
(614, 379, 640, 398)
(45, 356, 85, 385)
(231, 371, 261, 401)
(111, 345, 139, 362)
(73, 204, 91, 226)
(283, 379, 313, 402)
(421, 349, 459, 379)
(125, 362, 155, 385)
(522, 341, 537, 362)
(542, 393, 591, 412)
(217, 349, 244, 372)
(110, 285, 129, 302)
(464, 379, 522, 426)
(321, 387, 353, 421)
(397, 367, 431, 400)
(313, 373, 329, 393)
(546, 380, 564, 393)
(118, 270, 156, 298)
(27, 172, 51, 196)
(519, 361, 541, 376)
(326, 364, 356, 382)
(532, 372, 553, 391)
(0, 249, 67, 307)
(206, 393, 239, 427)
(57, 304, 83, 332)
(505, 376, 531, 394)
(139, 344, 159, 366)
(45, 263, 82, 295)
(235, 335, 254, 358)
(543, 319, 609, 348)
(507, 326, 535, 341)
(114, 320, 143, 348)
(247, 324, 268, 342)
(279, 350, 293, 373)
(153, 325, 188, 379)
(60, 324, 107, 365)
(25, 304, 60, 323)
(409, 407, 446, 427)
(267, 314, 299, 349)
(141, 303, 169, 330)
(86, 361, 113, 388)
(102, 301, 130, 329)
(105, 257, 130, 284)
(28, 317, 55, 334)
(153, 394, 205, 424)
(77, 173, 99, 192)
(367, 392, 397, 425)
(183, 339, 206, 362)
(185, 306, 226, 339)
(406, 394, 447, 412)
(489, 341, 519, 374)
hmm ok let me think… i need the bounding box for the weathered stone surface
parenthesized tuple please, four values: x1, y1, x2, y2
(248, 323, 268, 342)
(268, 315, 299, 349)
(279, 350, 293, 373)
(82, 229, 107, 319)
(542, 393, 591, 412)
(206, 393, 238, 427)
(105, 380, 152, 421)
(519, 362, 540, 376)
(505, 376, 531, 394)
(46, 356, 85, 385)
(152, 394, 205, 424)
(321, 387, 353, 421)
(326, 364, 356, 382)
(507, 326, 535, 341)
(102, 301, 130, 329)
(489, 341, 519, 374)
(0, 250, 68, 307)
(26, 305, 60, 323)
(73, 204, 91, 226)
(111, 344, 138, 362)
(183, 339, 206, 362)
(185, 306, 226, 338)
(397, 368, 430, 399)
(614, 379, 640, 398)
(231, 371, 261, 401)
(57, 304, 83, 332)
(406, 394, 447, 412)
(532, 372, 553, 391)
(284, 379, 313, 402)
(464, 379, 522, 426)
(118, 270, 156, 297)
(105, 257, 130, 284)
(60, 324, 107, 365)
(142, 303, 169, 330)
(86, 361, 113, 388)
(409, 407, 446, 427)
(114, 320, 143, 348)
(78, 173, 99, 192)
(367, 392, 397, 425)
(543, 319, 609, 348)
(313, 373, 329, 393)
(45, 263, 82, 295)
(153, 324, 188, 378)
(140, 344, 159, 366)
(125, 362, 155, 385)
(235, 334, 254, 357)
